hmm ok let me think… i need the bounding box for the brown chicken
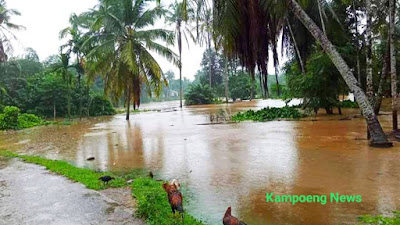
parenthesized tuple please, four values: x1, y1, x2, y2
(162, 182, 184, 222)
(223, 207, 247, 225)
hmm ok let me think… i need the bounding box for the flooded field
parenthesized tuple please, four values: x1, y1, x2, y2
(1, 99, 399, 225)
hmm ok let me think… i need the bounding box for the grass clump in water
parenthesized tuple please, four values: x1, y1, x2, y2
(357, 211, 400, 225)
(0, 150, 126, 190)
(232, 106, 303, 122)
(132, 177, 206, 225)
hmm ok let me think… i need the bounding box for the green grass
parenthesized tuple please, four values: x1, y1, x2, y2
(132, 177, 207, 225)
(232, 106, 304, 122)
(0, 150, 208, 224)
(357, 211, 400, 225)
(0, 150, 127, 190)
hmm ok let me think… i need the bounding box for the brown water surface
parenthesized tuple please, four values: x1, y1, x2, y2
(1, 99, 399, 225)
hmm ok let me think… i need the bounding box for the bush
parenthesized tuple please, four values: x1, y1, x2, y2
(341, 100, 359, 108)
(185, 84, 215, 105)
(18, 113, 43, 129)
(232, 106, 303, 122)
(89, 95, 116, 116)
(0, 106, 43, 130)
(0, 106, 20, 129)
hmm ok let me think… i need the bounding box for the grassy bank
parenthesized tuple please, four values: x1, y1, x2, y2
(0, 150, 127, 190)
(0, 150, 207, 225)
(132, 178, 206, 225)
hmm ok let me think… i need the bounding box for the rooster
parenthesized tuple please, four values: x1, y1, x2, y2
(223, 207, 247, 225)
(162, 182, 184, 223)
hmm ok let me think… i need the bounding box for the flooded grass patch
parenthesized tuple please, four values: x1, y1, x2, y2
(132, 177, 206, 225)
(232, 106, 304, 122)
(357, 211, 400, 225)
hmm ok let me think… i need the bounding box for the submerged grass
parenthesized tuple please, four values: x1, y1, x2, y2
(357, 211, 400, 225)
(132, 177, 206, 225)
(232, 106, 304, 122)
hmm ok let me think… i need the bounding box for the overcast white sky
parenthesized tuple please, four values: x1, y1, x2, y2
(8, 0, 283, 80)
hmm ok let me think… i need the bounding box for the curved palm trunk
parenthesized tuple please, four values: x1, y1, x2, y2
(0, 40, 7, 62)
(390, 0, 397, 130)
(289, 0, 391, 147)
(365, 0, 373, 103)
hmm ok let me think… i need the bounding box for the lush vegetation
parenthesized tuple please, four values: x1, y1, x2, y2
(133, 178, 206, 225)
(357, 211, 400, 225)
(0, 52, 116, 120)
(184, 84, 215, 105)
(0, 106, 43, 130)
(232, 107, 304, 122)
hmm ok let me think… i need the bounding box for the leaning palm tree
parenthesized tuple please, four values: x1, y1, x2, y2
(213, 0, 391, 147)
(83, 0, 179, 120)
(165, 1, 194, 108)
(0, 0, 24, 62)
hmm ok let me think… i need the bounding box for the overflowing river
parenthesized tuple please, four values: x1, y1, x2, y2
(1, 99, 399, 225)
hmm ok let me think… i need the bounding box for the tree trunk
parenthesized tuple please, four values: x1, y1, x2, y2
(126, 86, 131, 120)
(289, 0, 391, 147)
(390, 0, 397, 130)
(208, 32, 212, 87)
(287, 17, 305, 74)
(352, 0, 361, 85)
(53, 101, 56, 121)
(317, 0, 326, 35)
(178, 21, 183, 108)
(374, 35, 390, 115)
(365, 0, 374, 103)
(224, 55, 229, 103)
(0, 40, 7, 62)
(259, 74, 265, 99)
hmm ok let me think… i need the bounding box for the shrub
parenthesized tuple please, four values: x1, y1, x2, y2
(18, 113, 43, 129)
(0, 106, 43, 130)
(0, 106, 20, 129)
(89, 95, 116, 116)
(232, 106, 303, 122)
(341, 100, 359, 108)
(185, 84, 215, 105)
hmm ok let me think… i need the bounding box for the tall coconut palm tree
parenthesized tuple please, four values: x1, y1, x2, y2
(83, 0, 179, 120)
(213, 0, 391, 147)
(166, 1, 194, 108)
(0, 0, 24, 62)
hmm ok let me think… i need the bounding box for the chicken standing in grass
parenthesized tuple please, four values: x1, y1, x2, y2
(223, 207, 247, 225)
(98, 176, 114, 185)
(162, 181, 184, 223)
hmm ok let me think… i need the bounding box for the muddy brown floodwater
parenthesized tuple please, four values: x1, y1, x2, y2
(1, 99, 400, 225)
